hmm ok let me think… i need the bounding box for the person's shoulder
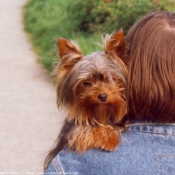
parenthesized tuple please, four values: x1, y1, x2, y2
(52, 145, 134, 175)
(44, 129, 156, 175)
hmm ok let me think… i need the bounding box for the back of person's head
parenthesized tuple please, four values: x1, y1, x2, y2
(126, 12, 175, 122)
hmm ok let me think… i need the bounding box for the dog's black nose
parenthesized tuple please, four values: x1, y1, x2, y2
(98, 93, 108, 102)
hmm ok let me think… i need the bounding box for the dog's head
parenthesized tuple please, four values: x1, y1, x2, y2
(54, 30, 128, 126)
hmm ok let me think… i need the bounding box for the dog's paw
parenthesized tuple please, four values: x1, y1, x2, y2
(103, 132, 120, 151)
(67, 125, 121, 152)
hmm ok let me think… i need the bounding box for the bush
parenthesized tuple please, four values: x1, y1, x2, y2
(69, 0, 175, 34)
(24, 0, 175, 72)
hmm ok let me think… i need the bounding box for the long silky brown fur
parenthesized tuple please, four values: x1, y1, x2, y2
(44, 30, 128, 171)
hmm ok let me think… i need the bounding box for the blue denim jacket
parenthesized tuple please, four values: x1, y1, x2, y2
(45, 123, 175, 175)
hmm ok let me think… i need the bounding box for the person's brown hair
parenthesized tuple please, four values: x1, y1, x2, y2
(126, 12, 175, 122)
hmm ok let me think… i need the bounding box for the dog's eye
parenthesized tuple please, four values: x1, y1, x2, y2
(111, 77, 119, 84)
(112, 77, 118, 81)
(83, 81, 92, 86)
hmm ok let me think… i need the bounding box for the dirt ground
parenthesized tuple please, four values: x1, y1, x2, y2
(0, 0, 65, 173)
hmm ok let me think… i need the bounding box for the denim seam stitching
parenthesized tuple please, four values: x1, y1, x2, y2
(52, 157, 63, 174)
(158, 154, 175, 175)
(126, 123, 175, 127)
(127, 130, 175, 136)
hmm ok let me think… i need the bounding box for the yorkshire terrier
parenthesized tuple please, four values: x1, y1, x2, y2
(53, 30, 128, 153)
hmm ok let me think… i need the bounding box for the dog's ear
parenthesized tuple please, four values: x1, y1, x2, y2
(53, 38, 83, 83)
(58, 38, 83, 60)
(104, 29, 125, 59)
(57, 38, 83, 72)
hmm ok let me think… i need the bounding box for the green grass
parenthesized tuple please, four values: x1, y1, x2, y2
(23, 0, 103, 72)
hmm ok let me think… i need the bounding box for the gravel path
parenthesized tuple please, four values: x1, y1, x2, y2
(0, 0, 65, 173)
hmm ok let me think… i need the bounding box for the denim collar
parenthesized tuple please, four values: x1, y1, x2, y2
(126, 122, 175, 135)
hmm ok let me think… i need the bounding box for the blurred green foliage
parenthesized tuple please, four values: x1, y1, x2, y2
(70, 0, 175, 34)
(24, 0, 175, 72)
(24, 0, 102, 71)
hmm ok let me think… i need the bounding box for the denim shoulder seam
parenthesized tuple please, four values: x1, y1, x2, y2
(125, 123, 175, 135)
(126, 123, 175, 127)
(52, 156, 63, 174)
(127, 129, 175, 136)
